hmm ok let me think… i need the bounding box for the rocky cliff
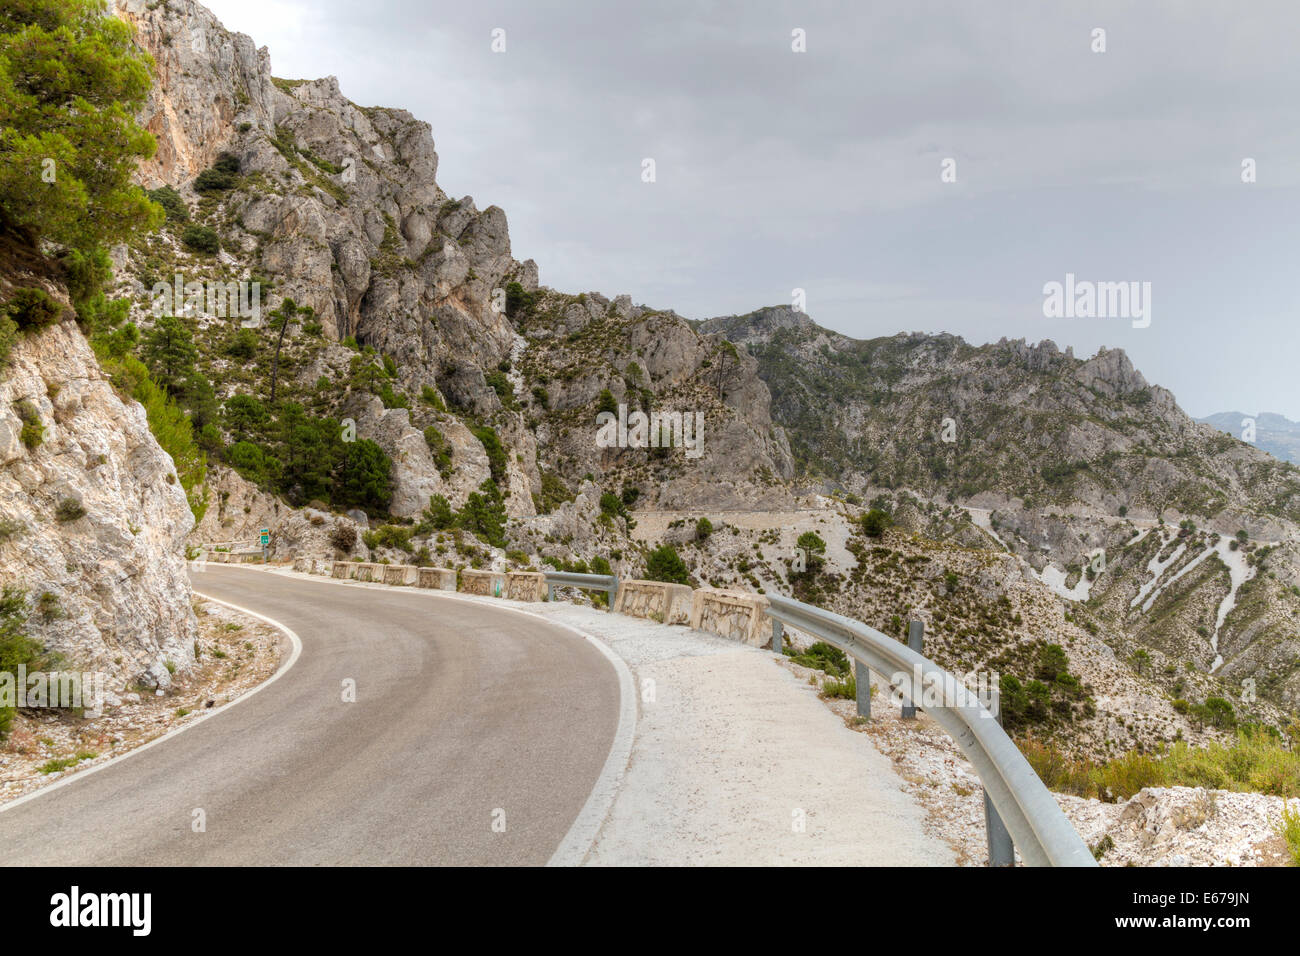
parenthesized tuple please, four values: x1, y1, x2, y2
(111, 0, 792, 530)
(0, 272, 197, 693)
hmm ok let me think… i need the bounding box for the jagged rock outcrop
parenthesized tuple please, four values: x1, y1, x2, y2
(117, 0, 535, 398)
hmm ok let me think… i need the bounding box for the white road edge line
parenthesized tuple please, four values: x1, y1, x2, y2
(203, 563, 638, 866)
(543, 624, 637, 867)
(0, 592, 303, 817)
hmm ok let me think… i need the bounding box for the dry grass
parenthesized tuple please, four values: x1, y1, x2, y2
(1021, 731, 1300, 802)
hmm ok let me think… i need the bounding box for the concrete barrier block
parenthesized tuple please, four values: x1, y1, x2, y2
(355, 562, 386, 582)
(615, 579, 694, 625)
(383, 564, 418, 586)
(417, 567, 457, 590)
(690, 588, 771, 646)
(506, 571, 546, 602)
(332, 561, 351, 579)
(460, 569, 507, 597)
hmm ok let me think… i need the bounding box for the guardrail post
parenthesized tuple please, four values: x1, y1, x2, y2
(607, 578, 617, 612)
(855, 659, 870, 718)
(547, 583, 555, 602)
(901, 620, 923, 719)
(983, 683, 1015, 867)
(771, 619, 783, 654)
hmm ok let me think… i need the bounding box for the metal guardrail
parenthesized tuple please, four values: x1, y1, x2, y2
(765, 594, 1097, 868)
(543, 571, 617, 610)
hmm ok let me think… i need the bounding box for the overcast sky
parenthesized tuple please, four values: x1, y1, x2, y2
(200, 0, 1300, 420)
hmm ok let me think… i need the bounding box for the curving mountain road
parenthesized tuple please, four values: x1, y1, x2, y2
(0, 566, 622, 865)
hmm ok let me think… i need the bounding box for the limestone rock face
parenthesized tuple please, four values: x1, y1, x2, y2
(0, 316, 197, 690)
(118, 0, 534, 399)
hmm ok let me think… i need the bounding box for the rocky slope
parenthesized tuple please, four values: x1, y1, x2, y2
(0, 271, 197, 693)
(111, 0, 791, 530)
(702, 306, 1300, 528)
(702, 306, 1300, 712)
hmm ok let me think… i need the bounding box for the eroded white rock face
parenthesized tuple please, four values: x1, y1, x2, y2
(0, 320, 197, 689)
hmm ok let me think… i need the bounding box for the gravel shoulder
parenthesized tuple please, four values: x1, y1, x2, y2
(0, 598, 284, 807)
(531, 602, 956, 865)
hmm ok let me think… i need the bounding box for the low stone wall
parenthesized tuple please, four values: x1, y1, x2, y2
(506, 571, 546, 602)
(294, 556, 325, 574)
(383, 564, 418, 586)
(417, 567, 457, 590)
(690, 588, 772, 646)
(615, 579, 693, 625)
(332, 561, 351, 579)
(460, 569, 506, 597)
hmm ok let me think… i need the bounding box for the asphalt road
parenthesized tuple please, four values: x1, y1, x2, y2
(0, 566, 621, 865)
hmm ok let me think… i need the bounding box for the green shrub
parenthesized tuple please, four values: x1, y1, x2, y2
(225, 327, 258, 359)
(423, 426, 453, 478)
(213, 152, 241, 175)
(362, 524, 413, 553)
(419, 385, 446, 411)
(861, 507, 892, 537)
(424, 494, 455, 530)
(336, 438, 393, 514)
(599, 492, 629, 521)
(146, 185, 189, 222)
(504, 281, 537, 318)
(596, 388, 618, 415)
(535, 471, 572, 514)
(133, 375, 208, 522)
(16, 400, 43, 449)
(459, 479, 507, 547)
(0, 314, 15, 366)
(0, 586, 48, 739)
(821, 672, 857, 700)
(5, 287, 63, 331)
(1279, 802, 1300, 866)
(181, 225, 220, 253)
(695, 516, 713, 539)
(645, 544, 689, 585)
(471, 425, 508, 486)
(194, 155, 239, 193)
(485, 369, 516, 408)
(226, 440, 279, 487)
(786, 641, 850, 678)
(54, 498, 86, 522)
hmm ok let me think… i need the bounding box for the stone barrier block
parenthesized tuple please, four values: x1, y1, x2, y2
(332, 561, 351, 579)
(460, 569, 507, 597)
(383, 564, 418, 586)
(614, 579, 693, 625)
(506, 571, 546, 602)
(417, 567, 457, 590)
(689, 588, 771, 646)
